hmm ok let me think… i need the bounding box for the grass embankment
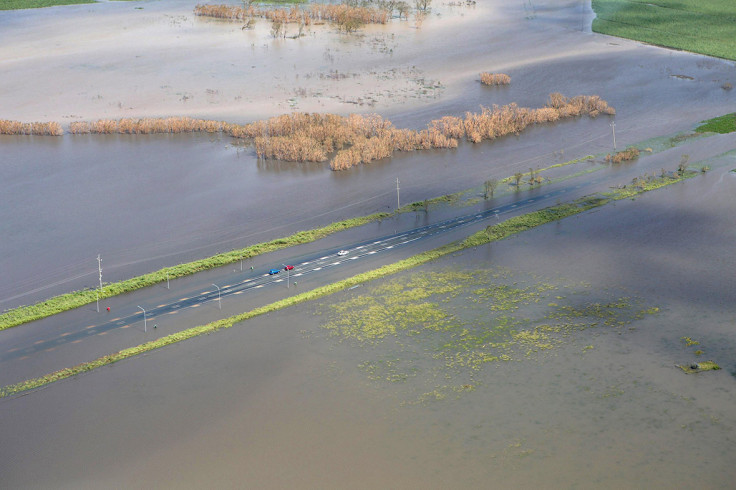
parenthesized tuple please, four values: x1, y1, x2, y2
(0, 0, 93, 9)
(695, 113, 736, 134)
(0, 170, 698, 399)
(0, 212, 389, 331)
(592, 0, 736, 61)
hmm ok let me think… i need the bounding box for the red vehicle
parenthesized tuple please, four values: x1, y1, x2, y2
(284, 265, 294, 271)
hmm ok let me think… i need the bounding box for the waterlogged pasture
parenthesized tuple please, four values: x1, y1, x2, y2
(319, 268, 658, 403)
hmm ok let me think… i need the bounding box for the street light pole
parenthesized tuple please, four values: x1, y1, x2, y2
(137, 305, 147, 332)
(396, 177, 400, 210)
(212, 284, 221, 309)
(610, 121, 617, 152)
(97, 254, 103, 291)
(283, 265, 290, 288)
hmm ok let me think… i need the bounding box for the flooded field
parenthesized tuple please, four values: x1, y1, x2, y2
(1, 163, 734, 488)
(2, 0, 736, 309)
(2, 0, 736, 487)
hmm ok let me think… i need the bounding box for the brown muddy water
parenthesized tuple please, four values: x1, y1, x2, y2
(1, 161, 734, 488)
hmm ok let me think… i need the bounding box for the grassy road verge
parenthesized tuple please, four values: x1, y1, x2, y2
(0, 212, 390, 331)
(0, 170, 698, 399)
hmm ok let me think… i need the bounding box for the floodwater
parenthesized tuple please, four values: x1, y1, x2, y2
(2, 0, 736, 487)
(1, 160, 734, 489)
(2, 0, 736, 308)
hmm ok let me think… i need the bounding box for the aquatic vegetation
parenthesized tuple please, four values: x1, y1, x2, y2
(5, 93, 613, 171)
(69, 117, 227, 135)
(677, 361, 721, 374)
(605, 147, 640, 163)
(480, 73, 511, 86)
(194, 3, 391, 28)
(321, 268, 660, 401)
(0, 119, 63, 136)
(681, 336, 700, 347)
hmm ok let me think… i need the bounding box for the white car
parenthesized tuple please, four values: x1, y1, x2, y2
(337, 250, 349, 256)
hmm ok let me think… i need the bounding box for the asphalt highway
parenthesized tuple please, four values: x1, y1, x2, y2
(0, 178, 591, 369)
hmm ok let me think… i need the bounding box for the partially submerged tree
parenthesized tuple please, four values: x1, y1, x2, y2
(415, 0, 432, 12)
(484, 178, 499, 199)
(513, 172, 523, 188)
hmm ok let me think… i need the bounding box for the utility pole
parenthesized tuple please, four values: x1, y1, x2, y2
(610, 121, 617, 152)
(97, 254, 103, 291)
(396, 177, 400, 210)
(580, 0, 584, 32)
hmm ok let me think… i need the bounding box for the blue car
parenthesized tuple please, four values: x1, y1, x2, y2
(269, 269, 280, 275)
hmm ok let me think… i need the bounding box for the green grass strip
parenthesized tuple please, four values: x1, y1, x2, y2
(695, 113, 736, 134)
(0, 212, 389, 331)
(1, 0, 94, 10)
(0, 171, 696, 399)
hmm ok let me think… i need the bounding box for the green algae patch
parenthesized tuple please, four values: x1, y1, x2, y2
(681, 336, 700, 347)
(677, 361, 721, 374)
(320, 268, 660, 402)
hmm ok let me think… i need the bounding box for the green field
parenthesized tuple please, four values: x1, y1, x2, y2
(592, 0, 736, 61)
(1, 0, 95, 10)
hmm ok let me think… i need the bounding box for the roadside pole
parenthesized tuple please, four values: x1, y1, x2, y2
(137, 305, 147, 332)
